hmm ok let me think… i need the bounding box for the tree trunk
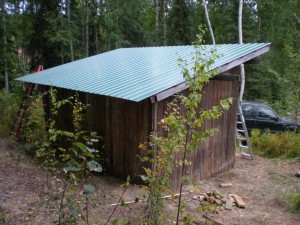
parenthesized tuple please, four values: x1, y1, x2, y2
(85, 0, 89, 57)
(163, 0, 167, 46)
(155, 0, 159, 44)
(238, 0, 245, 102)
(257, 2, 261, 42)
(14, 1, 20, 67)
(92, 0, 99, 54)
(67, 0, 74, 61)
(81, 0, 85, 53)
(60, 4, 65, 64)
(202, 0, 215, 45)
(2, 0, 9, 91)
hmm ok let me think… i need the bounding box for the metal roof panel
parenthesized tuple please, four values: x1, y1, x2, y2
(17, 43, 270, 102)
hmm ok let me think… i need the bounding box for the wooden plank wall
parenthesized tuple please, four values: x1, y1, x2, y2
(53, 88, 152, 180)
(56, 88, 76, 132)
(156, 76, 239, 189)
(50, 87, 152, 181)
(86, 94, 152, 180)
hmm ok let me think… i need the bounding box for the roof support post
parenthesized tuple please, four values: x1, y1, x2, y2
(151, 101, 158, 171)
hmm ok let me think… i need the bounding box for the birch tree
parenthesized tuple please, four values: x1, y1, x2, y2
(155, 0, 159, 44)
(202, 0, 215, 44)
(67, 0, 74, 61)
(163, 0, 167, 46)
(84, 0, 90, 57)
(238, 0, 245, 101)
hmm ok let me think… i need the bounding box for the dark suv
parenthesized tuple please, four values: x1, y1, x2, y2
(239, 101, 300, 133)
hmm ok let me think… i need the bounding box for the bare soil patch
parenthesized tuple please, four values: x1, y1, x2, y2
(0, 137, 299, 225)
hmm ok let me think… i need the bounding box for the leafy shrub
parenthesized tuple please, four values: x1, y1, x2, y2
(34, 89, 102, 224)
(251, 129, 300, 159)
(23, 94, 46, 154)
(0, 90, 21, 136)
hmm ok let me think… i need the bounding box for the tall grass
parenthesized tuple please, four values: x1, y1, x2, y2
(251, 129, 300, 159)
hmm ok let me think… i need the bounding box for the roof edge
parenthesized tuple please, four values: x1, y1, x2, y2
(152, 44, 271, 103)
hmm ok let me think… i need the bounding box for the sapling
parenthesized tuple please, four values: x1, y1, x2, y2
(140, 29, 232, 225)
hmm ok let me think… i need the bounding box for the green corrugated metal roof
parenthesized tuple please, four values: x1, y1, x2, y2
(17, 43, 270, 102)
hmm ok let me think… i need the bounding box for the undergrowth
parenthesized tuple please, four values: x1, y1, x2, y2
(251, 129, 300, 159)
(288, 192, 300, 213)
(0, 90, 21, 136)
(23, 94, 46, 154)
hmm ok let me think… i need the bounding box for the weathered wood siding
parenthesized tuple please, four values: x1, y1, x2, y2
(52, 88, 152, 180)
(155, 76, 239, 189)
(86, 95, 152, 180)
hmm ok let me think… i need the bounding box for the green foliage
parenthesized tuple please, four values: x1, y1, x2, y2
(140, 30, 232, 224)
(167, 0, 193, 45)
(35, 88, 102, 224)
(251, 129, 300, 159)
(288, 192, 300, 213)
(111, 217, 130, 225)
(23, 94, 46, 154)
(0, 90, 21, 136)
(245, 0, 300, 108)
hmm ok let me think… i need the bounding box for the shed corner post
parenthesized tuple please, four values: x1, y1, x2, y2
(151, 96, 158, 171)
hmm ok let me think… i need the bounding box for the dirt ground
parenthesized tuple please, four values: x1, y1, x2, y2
(0, 137, 300, 225)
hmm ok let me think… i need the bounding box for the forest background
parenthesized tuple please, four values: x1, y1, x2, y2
(0, 0, 300, 115)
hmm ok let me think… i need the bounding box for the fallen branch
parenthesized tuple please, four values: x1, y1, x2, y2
(110, 198, 146, 206)
(162, 191, 191, 199)
(110, 191, 192, 206)
(203, 214, 225, 225)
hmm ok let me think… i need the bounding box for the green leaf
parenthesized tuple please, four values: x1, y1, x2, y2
(83, 184, 95, 195)
(126, 175, 130, 186)
(87, 160, 103, 172)
(112, 217, 130, 225)
(74, 142, 86, 151)
(140, 175, 149, 182)
(120, 199, 126, 207)
(69, 204, 79, 217)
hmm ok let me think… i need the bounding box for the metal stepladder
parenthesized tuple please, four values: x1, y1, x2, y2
(236, 101, 254, 159)
(11, 65, 44, 138)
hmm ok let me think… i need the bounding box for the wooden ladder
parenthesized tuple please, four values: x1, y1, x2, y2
(236, 102, 254, 159)
(11, 65, 43, 138)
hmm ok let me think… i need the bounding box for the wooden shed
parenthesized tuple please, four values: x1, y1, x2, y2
(17, 43, 270, 189)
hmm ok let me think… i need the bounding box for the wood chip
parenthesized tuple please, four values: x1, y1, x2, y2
(199, 195, 205, 202)
(232, 194, 246, 208)
(214, 199, 222, 205)
(192, 195, 199, 200)
(220, 183, 233, 187)
(204, 193, 210, 201)
(225, 199, 233, 210)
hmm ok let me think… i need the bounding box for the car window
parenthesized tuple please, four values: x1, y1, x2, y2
(242, 105, 253, 118)
(257, 106, 278, 120)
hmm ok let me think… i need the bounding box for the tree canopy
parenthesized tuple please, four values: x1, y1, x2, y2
(0, 0, 299, 114)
